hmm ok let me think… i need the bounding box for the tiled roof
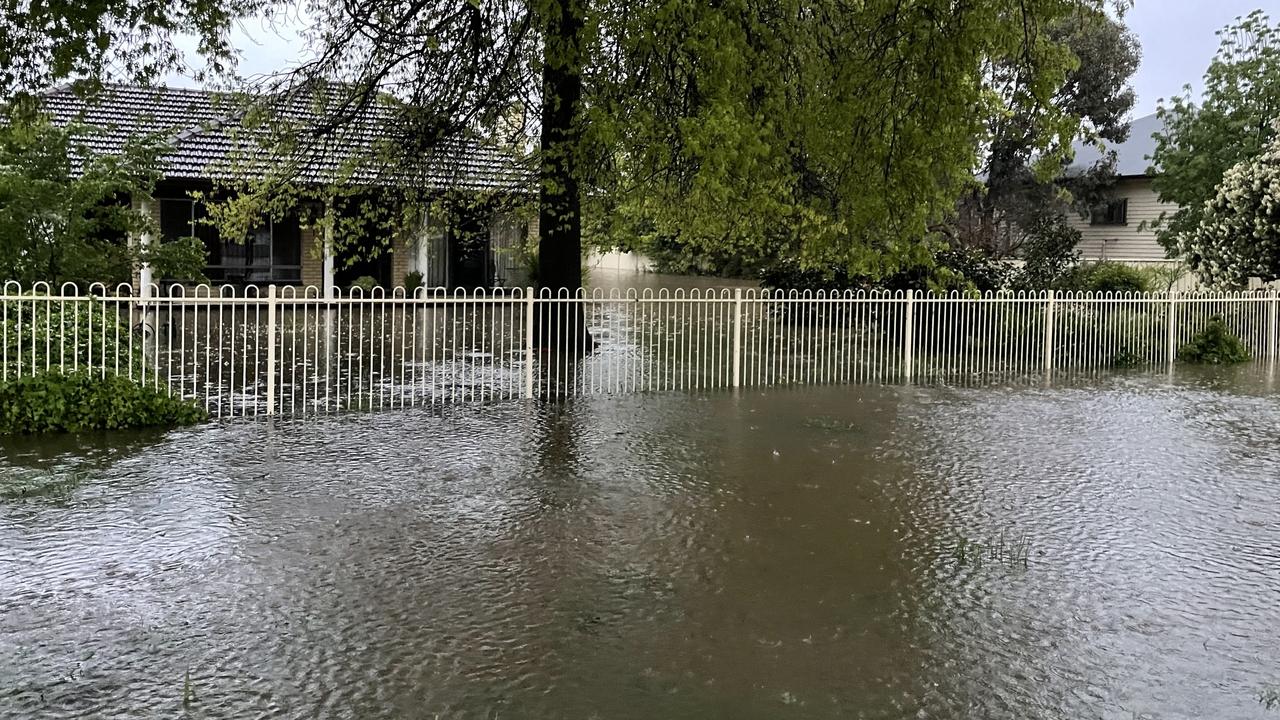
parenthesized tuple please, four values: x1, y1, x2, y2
(41, 84, 535, 192)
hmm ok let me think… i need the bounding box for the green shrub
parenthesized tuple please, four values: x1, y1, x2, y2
(758, 247, 1010, 295)
(1112, 347, 1145, 368)
(0, 371, 207, 434)
(349, 275, 380, 293)
(403, 270, 425, 293)
(2, 295, 143, 376)
(1062, 262, 1150, 294)
(1178, 316, 1251, 364)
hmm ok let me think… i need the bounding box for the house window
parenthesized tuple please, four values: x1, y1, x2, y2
(158, 197, 302, 283)
(1090, 198, 1129, 226)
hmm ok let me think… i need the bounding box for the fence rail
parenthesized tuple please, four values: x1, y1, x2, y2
(3, 281, 1277, 417)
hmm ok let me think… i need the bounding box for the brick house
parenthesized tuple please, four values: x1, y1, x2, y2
(43, 84, 537, 293)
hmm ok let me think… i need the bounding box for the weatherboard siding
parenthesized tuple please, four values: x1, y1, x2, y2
(1069, 177, 1175, 263)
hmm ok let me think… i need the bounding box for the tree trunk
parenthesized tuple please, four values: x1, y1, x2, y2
(537, 0, 593, 354)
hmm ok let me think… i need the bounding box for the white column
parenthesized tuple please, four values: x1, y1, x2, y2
(137, 197, 154, 299)
(322, 198, 335, 299)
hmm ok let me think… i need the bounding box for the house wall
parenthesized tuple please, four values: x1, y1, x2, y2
(390, 229, 414, 288)
(299, 225, 324, 289)
(1067, 177, 1175, 263)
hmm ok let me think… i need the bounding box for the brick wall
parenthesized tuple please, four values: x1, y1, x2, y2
(390, 229, 415, 289)
(299, 226, 324, 289)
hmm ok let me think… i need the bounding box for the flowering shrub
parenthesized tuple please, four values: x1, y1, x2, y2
(1180, 130, 1280, 287)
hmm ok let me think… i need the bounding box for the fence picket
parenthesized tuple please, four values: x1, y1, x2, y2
(1, 283, 1276, 415)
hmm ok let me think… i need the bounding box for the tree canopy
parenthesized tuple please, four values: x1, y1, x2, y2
(1181, 126, 1280, 286)
(1151, 10, 1280, 280)
(5, 0, 1129, 294)
(951, 10, 1139, 259)
(0, 100, 204, 286)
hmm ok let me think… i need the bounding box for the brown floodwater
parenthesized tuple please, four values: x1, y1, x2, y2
(2, 367, 1280, 719)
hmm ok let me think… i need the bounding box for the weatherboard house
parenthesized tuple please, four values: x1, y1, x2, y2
(43, 84, 536, 293)
(1066, 112, 1177, 266)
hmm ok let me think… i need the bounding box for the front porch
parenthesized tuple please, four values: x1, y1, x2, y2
(149, 184, 533, 292)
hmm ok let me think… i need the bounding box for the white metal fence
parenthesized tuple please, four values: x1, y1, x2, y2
(3, 282, 1278, 417)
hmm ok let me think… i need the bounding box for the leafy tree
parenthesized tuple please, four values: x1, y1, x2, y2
(6, 0, 1122, 347)
(0, 0, 257, 98)
(952, 9, 1139, 260)
(1151, 10, 1280, 273)
(0, 98, 206, 286)
(606, 5, 1137, 290)
(1181, 128, 1280, 286)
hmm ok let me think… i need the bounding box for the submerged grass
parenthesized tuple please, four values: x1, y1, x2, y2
(951, 530, 1032, 570)
(0, 469, 87, 500)
(1260, 684, 1280, 711)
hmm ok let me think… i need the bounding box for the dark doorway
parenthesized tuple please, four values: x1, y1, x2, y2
(333, 201, 394, 289)
(334, 249, 392, 289)
(448, 209, 492, 289)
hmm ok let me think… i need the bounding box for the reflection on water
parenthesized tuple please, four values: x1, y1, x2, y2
(2, 368, 1280, 718)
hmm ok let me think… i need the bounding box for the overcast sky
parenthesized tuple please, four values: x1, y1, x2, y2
(1124, 0, 1271, 117)
(203, 1, 1275, 120)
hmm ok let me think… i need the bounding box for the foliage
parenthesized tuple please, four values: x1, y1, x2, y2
(1261, 684, 1280, 711)
(0, 470, 88, 500)
(1179, 129, 1280, 287)
(1111, 347, 1145, 368)
(951, 10, 1140, 257)
(349, 275, 380, 293)
(0, 0, 258, 98)
(1151, 11, 1280, 274)
(0, 98, 207, 286)
(1011, 213, 1083, 289)
(403, 270, 425, 292)
(1178, 316, 1250, 365)
(1, 295, 145, 376)
(1071, 261, 1149, 294)
(1136, 262, 1188, 293)
(7, 0, 1126, 299)
(759, 245, 1011, 295)
(31, 0, 1121, 293)
(0, 371, 206, 434)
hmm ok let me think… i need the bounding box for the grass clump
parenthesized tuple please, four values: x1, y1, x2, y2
(1178, 316, 1250, 365)
(0, 469, 87, 499)
(1112, 347, 1146, 368)
(0, 371, 206, 434)
(952, 530, 1032, 570)
(1260, 684, 1280, 711)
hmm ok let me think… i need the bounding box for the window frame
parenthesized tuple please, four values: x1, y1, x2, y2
(156, 196, 303, 284)
(1090, 198, 1129, 227)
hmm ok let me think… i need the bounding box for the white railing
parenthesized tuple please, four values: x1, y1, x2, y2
(3, 282, 1278, 417)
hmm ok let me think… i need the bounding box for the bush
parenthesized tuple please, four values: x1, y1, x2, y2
(758, 248, 1010, 295)
(1014, 213, 1082, 290)
(2, 295, 144, 376)
(349, 275, 380, 293)
(403, 270, 425, 292)
(1079, 262, 1150, 294)
(1178, 316, 1250, 364)
(0, 371, 207, 434)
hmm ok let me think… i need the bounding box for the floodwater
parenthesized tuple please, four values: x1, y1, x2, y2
(2, 368, 1280, 719)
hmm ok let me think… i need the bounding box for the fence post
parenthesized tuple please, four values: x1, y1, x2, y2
(732, 288, 743, 388)
(903, 292, 915, 382)
(1166, 293, 1179, 368)
(524, 288, 536, 399)
(1269, 289, 1279, 368)
(265, 284, 278, 416)
(1043, 290, 1056, 375)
